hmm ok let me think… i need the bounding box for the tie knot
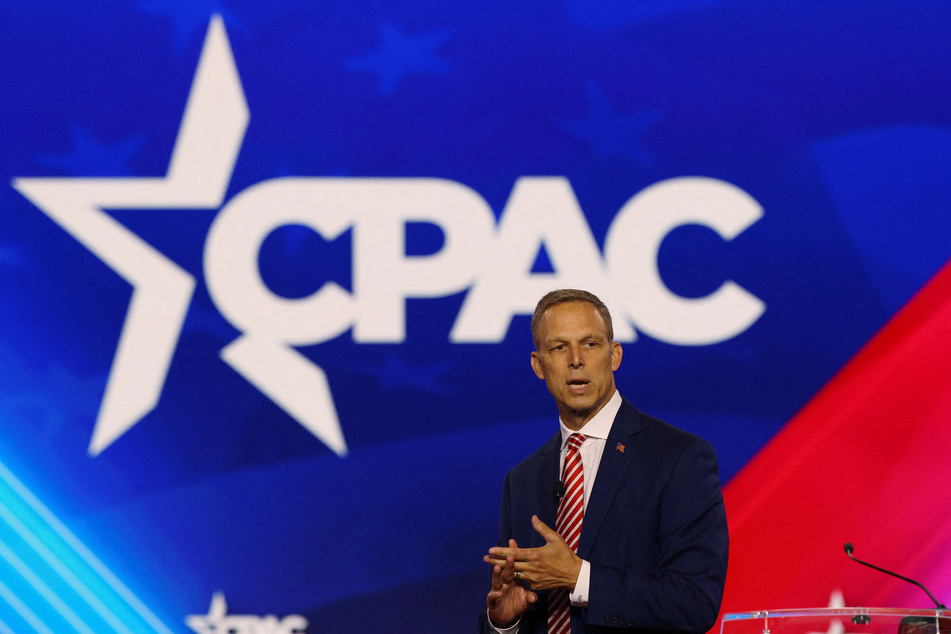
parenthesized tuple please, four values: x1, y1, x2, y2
(566, 433, 586, 452)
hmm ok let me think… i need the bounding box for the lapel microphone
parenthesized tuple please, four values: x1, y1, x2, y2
(553, 481, 566, 499)
(844, 543, 947, 609)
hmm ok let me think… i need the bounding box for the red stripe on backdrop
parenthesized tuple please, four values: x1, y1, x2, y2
(716, 259, 951, 627)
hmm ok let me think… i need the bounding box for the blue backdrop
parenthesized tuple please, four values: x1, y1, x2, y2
(2, 1, 951, 632)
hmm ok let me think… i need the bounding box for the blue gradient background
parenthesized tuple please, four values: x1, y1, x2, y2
(2, 0, 951, 631)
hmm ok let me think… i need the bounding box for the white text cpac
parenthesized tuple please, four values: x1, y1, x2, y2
(207, 175, 764, 347)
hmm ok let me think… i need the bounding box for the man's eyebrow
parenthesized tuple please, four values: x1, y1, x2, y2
(545, 332, 602, 344)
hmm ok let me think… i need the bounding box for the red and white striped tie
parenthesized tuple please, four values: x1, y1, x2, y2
(548, 432, 586, 634)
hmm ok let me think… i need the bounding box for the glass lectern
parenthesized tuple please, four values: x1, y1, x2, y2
(722, 609, 951, 634)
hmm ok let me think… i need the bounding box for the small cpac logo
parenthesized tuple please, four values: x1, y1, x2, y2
(186, 592, 308, 634)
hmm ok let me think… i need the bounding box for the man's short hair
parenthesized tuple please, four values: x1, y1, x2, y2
(531, 289, 614, 350)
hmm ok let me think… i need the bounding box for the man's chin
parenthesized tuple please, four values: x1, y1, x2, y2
(560, 402, 598, 427)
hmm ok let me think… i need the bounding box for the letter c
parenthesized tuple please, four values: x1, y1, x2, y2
(204, 177, 354, 345)
(604, 176, 765, 346)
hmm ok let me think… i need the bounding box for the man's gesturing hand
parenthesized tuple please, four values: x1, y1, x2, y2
(483, 516, 583, 592)
(486, 539, 537, 627)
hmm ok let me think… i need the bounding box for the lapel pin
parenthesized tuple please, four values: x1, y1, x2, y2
(616, 442, 625, 453)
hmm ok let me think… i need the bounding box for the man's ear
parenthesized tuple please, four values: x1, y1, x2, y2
(531, 351, 545, 379)
(611, 341, 623, 371)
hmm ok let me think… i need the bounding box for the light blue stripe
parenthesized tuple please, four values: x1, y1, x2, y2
(0, 576, 55, 634)
(0, 500, 133, 634)
(0, 615, 17, 634)
(0, 538, 96, 634)
(0, 460, 174, 633)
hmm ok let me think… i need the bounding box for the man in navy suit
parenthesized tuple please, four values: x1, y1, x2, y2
(481, 289, 729, 633)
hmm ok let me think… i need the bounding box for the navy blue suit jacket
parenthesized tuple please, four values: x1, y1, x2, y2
(480, 398, 728, 633)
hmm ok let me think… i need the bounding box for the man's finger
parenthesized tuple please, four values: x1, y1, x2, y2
(488, 537, 522, 561)
(531, 514, 563, 543)
(490, 564, 504, 590)
(501, 555, 516, 579)
(484, 555, 508, 568)
(488, 546, 524, 560)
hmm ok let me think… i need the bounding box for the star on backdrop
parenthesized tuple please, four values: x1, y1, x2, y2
(13, 16, 350, 458)
(560, 80, 664, 164)
(36, 127, 146, 177)
(345, 21, 453, 97)
(13, 16, 249, 456)
(805, 589, 846, 634)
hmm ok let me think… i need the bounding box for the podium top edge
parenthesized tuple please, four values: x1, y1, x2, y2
(723, 608, 951, 621)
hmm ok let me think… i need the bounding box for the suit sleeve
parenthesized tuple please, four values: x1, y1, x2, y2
(478, 471, 543, 634)
(478, 471, 513, 634)
(585, 437, 729, 632)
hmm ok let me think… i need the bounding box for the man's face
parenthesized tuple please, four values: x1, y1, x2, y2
(530, 301, 623, 430)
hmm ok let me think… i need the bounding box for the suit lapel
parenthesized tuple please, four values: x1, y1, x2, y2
(538, 431, 562, 532)
(578, 400, 641, 558)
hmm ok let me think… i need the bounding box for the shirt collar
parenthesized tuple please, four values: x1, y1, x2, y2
(559, 389, 622, 447)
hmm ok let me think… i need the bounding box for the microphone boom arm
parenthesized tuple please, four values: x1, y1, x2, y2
(844, 543, 947, 609)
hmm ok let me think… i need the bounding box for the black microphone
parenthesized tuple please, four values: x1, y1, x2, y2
(844, 543, 947, 609)
(553, 481, 566, 499)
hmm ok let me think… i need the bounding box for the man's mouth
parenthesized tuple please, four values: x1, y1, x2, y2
(568, 379, 590, 391)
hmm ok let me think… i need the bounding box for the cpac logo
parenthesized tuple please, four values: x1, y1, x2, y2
(186, 592, 307, 634)
(13, 17, 764, 458)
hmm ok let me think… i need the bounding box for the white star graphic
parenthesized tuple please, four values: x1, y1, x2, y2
(12, 16, 347, 457)
(807, 589, 847, 634)
(186, 591, 308, 633)
(185, 591, 227, 634)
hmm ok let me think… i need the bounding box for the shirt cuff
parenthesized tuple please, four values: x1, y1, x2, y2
(486, 608, 520, 633)
(569, 559, 591, 606)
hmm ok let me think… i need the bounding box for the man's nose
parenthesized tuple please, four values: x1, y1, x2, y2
(568, 345, 583, 367)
